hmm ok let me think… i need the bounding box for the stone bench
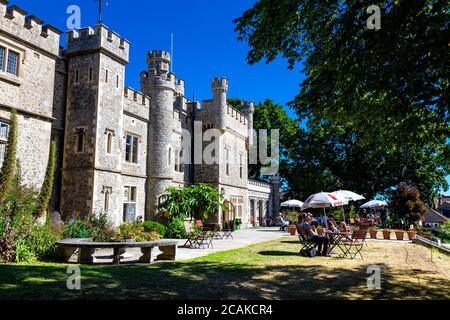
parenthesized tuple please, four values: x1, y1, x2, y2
(56, 238, 178, 264)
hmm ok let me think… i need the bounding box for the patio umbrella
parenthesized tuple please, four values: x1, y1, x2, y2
(281, 199, 304, 208)
(331, 190, 365, 202)
(360, 200, 387, 209)
(302, 192, 348, 210)
(331, 190, 365, 223)
(301, 192, 347, 229)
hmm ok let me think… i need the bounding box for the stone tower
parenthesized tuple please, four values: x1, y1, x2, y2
(211, 77, 229, 130)
(241, 101, 255, 146)
(61, 24, 129, 223)
(141, 51, 184, 219)
(271, 173, 281, 217)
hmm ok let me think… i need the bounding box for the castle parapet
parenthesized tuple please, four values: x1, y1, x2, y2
(0, 2, 61, 56)
(66, 24, 130, 64)
(124, 87, 150, 107)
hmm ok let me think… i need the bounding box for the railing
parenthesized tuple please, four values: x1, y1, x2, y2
(248, 179, 270, 189)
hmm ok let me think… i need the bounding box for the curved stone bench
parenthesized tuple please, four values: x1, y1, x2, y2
(56, 238, 178, 264)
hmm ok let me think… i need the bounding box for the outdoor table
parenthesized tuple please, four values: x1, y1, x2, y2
(324, 231, 351, 257)
(203, 223, 223, 240)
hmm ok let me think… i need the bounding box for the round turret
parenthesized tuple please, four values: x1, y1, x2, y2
(212, 77, 228, 93)
(147, 50, 171, 76)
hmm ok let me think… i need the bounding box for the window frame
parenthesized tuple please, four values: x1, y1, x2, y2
(124, 133, 139, 164)
(106, 130, 114, 155)
(173, 148, 184, 173)
(74, 128, 85, 154)
(0, 46, 5, 73)
(239, 153, 244, 179)
(123, 186, 137, 222)
(230, 196, 244, 218)
(103, 187, 112, 213)
(225, 147, 230, 176)
(0, 121, 9, 165)
(0, 45, 21, 77)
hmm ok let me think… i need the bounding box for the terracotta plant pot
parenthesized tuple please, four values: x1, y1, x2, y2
(394, 230, 404, 241)
(407, 231, 417, 240)
(369, 230, 378, 239)
(288, 225, 297, 236)
(382, 230, 392, 240)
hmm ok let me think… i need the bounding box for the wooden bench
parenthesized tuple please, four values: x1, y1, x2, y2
(56, 238, 178, 264)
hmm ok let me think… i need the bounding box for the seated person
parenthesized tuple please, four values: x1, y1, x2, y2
(328, 217, 340, 233)
(339, 221, 348, 233)
(299, 213, 330, 256)
(366, 212, 375, 224)
(276, 215, 289, 231)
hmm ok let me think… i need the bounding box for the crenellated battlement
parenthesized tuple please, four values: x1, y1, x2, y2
(66, 24, 130, 64)
(226, 104, 248, 126)
(148, 50, 171, 61)
(124, 87, 150, 107)
(0, 1, 61, 56)
(241, 101, 255, 114)
(212, 77, 228, 93)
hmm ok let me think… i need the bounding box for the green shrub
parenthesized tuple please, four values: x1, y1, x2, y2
(29, 222, 63, 258)
(165, 218, 186, 239)
(134, 231, 161, 242)
(0, 109, 18, 203)
(64, 220, 92, 239)
(441, 221, 450, 232)
(34, 141, 56, 218)
(14, 240, 35, 263)
(88, 212, 116, 242)
(142, 220, 166, 237)
(431, 228, 450, 243)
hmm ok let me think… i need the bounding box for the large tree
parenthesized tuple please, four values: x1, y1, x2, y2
(234, 0, 449, 203)
(228, 98, 299, 183)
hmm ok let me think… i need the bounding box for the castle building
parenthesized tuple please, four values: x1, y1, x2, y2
(0, 1, 280, 228)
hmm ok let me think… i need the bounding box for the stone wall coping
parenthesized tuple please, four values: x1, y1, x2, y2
(57, 238, 178, 248)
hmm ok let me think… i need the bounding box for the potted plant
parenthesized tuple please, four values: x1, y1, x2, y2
(394, 229, 404, 240)
(382, 229, 392, 240)
(407, 226, 417, 240)
(288, 224, 297, 236)
(369, 227, 378, 239)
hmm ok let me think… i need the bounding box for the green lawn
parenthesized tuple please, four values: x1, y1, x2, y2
(0, 238, 449, 300)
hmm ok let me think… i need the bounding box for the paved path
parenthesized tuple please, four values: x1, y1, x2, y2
(176, 227, 290, 261)
(91, 228, 290, 264)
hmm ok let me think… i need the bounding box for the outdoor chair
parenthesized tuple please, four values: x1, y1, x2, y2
(341, 229, 367, 260)
(183, 221, 214, 249)
(222, 221, 234, 239)
(297, 225, 317, 257)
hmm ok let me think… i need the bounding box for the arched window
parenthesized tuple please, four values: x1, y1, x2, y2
(103, 187, 112, 213)
(179, 149, 184, 173)
(106, 132, 113, 154)
(168, 147, 172, 166)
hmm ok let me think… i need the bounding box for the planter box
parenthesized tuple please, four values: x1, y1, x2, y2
(395, 231, 404, 241)
(369, 230, 378, 239)
(382, 230, 392, 240)
(407, 231, 417, 240)
(288, 226, 297, 236)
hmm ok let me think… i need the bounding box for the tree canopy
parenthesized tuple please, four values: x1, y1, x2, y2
(234, 0, 449, 203)
(228, 98, 299, 183)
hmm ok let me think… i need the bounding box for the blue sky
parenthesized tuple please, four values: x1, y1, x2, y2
(12, 0, 450, 194)
(13, 0, 301, 112)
